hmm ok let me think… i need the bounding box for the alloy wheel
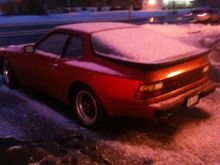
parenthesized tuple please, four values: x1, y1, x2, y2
(75, 90, 98, 125)
(2, 61, 10, 85)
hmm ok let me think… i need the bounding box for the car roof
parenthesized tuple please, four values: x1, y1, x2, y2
(56, 22, 137, 34)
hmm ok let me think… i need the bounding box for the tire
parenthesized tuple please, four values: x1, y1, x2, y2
(2, 59, 17, 88)
(71, 87, 107, 127)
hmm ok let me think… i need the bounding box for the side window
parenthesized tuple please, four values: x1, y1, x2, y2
(36, 33, 69, 56)
(64, 36, 83, 58)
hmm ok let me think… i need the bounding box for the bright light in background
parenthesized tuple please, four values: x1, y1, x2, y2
(148, 0, 157, 6)
(149, 17, 155, 23)
(185, 0, 195, 6)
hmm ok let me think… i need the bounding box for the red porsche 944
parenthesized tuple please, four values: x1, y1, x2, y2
(0, 22, 216, 126)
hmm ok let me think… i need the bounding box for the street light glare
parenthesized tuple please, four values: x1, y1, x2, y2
(148, 0, 157, 6)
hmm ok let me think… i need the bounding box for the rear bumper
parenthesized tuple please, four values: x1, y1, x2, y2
(149, 80, 216, 111)
(105, 80, 216, 119)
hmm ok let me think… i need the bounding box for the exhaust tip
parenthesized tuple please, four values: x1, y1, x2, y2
(167, 113, 172, 119)
(154, 110, 173, 120)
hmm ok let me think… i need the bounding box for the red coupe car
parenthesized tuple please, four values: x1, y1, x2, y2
(0, 22, 216, 126)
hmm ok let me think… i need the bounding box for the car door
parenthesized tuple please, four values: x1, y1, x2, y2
(47, 35, 84, 101)
(26, 32, 71, 96)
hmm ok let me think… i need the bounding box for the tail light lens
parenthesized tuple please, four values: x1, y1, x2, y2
(138, 82, 164, 92)
(135, 82, 164, 100)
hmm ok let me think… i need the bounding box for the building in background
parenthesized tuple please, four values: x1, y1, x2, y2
(141, 0, 220, 10)
(142, 0, 195, 10)
(45, 0, 196, 11)
(45, 0, 135, 10)
(1, 0, 46, 15)
(163, 0, 195, 9)
(1, 0, 220, 15)
(194, 0, 220, 8)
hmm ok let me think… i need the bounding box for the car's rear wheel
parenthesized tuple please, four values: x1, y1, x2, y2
(2, 59, 17, 88)
(71, 88, 106, 127)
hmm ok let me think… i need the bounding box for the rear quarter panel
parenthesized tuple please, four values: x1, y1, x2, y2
(59, 60, 142, 115)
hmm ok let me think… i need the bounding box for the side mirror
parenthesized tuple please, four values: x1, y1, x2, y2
(24, 45, 35, 53)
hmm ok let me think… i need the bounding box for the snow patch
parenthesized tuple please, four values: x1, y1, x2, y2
(142, 24, 220, 48)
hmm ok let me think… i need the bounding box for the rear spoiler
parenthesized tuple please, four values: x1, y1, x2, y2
(95, 49, 211, 71)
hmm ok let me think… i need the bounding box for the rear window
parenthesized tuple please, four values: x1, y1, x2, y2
(92, 27, 200, 64)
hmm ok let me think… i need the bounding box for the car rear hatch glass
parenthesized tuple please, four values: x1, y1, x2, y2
(92, 26, 208, 65)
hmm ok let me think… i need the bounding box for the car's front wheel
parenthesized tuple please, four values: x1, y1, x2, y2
(2, 59, 17, 88)
(71, 88, 106, 127)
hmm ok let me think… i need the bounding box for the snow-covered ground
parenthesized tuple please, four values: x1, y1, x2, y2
(0, 9, 191, 27)
(0, 10, 152, 27)
(142, 24, 220, 48)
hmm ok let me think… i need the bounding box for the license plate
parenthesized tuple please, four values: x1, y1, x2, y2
(187, 95, 199, 108)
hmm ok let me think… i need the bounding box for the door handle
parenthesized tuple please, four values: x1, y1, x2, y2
(49, 63, 59, 69)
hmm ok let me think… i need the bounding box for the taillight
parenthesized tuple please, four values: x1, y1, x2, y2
(138, 82, 164, 92)
(135, 82, 164, 100)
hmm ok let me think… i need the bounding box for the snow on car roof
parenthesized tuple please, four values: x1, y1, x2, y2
(56, 22, 136, 34)
(92, 26, 207, 64)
